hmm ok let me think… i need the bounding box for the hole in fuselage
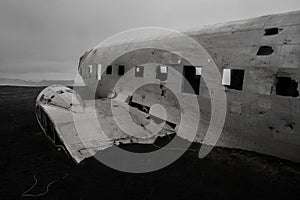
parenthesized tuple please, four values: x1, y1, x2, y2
(222, 69, 245, 91)
(264, 28, 279, 36)
(275, 77, 299, 97)
(257, 46, 274, 56)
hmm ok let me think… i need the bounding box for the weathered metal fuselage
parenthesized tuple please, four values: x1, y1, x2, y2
(35, 10, 300, 163)
(78, 10, 300, 162)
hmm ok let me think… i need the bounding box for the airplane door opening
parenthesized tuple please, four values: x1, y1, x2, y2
(182, 66, 201, 95)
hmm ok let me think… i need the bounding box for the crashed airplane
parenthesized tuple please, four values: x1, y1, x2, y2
(36, 10, 300, 164)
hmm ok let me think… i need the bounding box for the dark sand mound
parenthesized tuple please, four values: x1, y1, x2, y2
(0, 86, 300, 199)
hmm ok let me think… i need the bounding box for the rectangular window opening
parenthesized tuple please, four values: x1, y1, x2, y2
(264, 28, 279, 36)
(118, 65, 125, 75)
(89, 65, 93, 74)
(182, 66, 201, 95)
(222, 69, 245, 91)
(156, 65, 168, 81)
(276, 77, 299, 97)
(195, 67, 202, 76)
(257, 46, 274, 56)
(97, 64, 102, 80)
(106, 65, 112, 75)
(135, 66, 144, 77)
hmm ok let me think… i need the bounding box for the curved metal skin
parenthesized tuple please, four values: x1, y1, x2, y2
(36, 85, 85, 113)
(35, 85, 85, 161)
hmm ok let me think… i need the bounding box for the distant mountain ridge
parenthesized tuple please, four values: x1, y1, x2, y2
(0, 78, 75, 86)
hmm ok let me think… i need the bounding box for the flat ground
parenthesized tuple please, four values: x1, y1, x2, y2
(0, 86, 300, 199)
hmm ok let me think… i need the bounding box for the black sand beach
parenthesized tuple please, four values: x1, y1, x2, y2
(1, 86, 300, 199)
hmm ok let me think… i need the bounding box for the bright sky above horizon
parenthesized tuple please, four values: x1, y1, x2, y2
(0, 0, 299, 81)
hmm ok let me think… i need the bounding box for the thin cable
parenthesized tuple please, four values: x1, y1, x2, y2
(21, 173, 68, 197)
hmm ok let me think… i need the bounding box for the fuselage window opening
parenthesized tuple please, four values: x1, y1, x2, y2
(264, 28, 279, 36)
(97, 64, 102, 80)
(275, 77, 299, 97)
(222, 69, 245, 91)
(106, 65, 112, 75)
(195, 67, 202, 76)
(156, 65, 168, 81)
(135, 66, 144, 77)
(257, 46, 274, 56)
(182, 66, 201, 95)
(118, 65, 125, 76)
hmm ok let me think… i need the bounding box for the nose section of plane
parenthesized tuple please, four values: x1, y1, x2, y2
(35, 85, 86, 156)
(36, 85, 85, 113)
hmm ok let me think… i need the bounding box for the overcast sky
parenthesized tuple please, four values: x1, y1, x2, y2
(0, 0, 299, 80)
